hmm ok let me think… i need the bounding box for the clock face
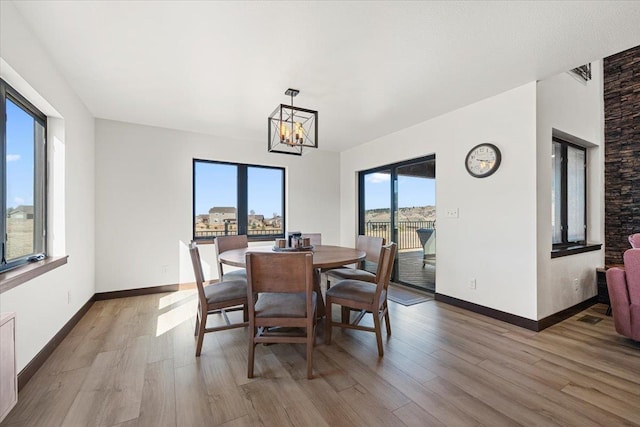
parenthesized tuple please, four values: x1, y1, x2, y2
(465, 143, 501, 178)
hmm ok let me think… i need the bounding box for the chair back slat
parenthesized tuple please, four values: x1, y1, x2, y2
(215, 235, 248, 278)
(246, 252, 313, 294)
(356, 235, 385, 264)
(189, 242, 208, 304)
(376, 243, 397, 298)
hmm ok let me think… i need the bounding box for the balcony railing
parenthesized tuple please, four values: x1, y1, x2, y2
(195, 219, 434, 250)
(195, 229, 283, 238)
(364, 220, 435, 250)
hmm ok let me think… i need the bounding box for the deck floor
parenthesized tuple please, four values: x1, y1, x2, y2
(397, 249, 436, 292)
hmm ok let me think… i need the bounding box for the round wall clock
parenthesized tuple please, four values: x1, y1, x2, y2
(465, 143, 502, 178)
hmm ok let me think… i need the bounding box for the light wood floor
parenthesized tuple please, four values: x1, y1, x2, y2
(2, 291, 640, 427)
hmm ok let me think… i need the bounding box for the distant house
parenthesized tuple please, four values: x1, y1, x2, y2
(209, 207, 236, 224)
(248, 214, 264, 226)
(265, 216, 282, 227)
(8, 205, 34, 220)
(195, 214, 209, 224)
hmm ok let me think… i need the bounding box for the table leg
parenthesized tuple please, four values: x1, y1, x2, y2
(314, 268, 326, 318)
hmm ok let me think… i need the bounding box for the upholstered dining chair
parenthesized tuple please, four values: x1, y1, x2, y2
(246, 251, 317, 379)
(629, 233, 640, 248)
(215, 235, 248, 282)
(325, 242, 397, 357)
(189, 242, 249, 356)
(325, 235, 385, 289)
(606, 248, 640, 341)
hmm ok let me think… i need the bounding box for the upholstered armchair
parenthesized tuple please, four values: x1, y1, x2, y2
(629, 233, 640, 248)
(606, 248, 640, 341)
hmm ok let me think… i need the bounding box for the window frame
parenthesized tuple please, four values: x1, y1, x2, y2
(1, 78, 48, 272)
(192, 158, 286, 242)
(552, 136, 587, 249)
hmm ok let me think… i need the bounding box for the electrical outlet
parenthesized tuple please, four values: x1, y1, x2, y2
(446, 208, 459, 219)
(469, 278, 477, 290)
(573, 278, 579, 291)
(161, 265, 169, 275)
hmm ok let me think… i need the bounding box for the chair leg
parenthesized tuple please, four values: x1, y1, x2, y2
(195, 311, 207, 357)
(248, 329, 256, 378)
(373, 311, 384, 357)
(306, 326, 314, 379)
(341, 306, 350, 324)
(325, 299, 333, 345)
(383, 301, 391, 336)
(194, 311, 200, 336)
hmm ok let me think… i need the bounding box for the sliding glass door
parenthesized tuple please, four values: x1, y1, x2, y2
(359, 155, 436, 292)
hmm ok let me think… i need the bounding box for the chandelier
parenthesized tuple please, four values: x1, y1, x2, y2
(268, 88, 318, 155)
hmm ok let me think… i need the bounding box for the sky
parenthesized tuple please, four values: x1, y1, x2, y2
(194, 164, 435, 217)
(364, 171, 436, 210)
(5, 99, 35, 210)
(194, 162, 283, 217)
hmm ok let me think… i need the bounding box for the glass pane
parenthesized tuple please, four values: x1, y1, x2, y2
(363, 170, 392, 275)
(567, 146, 586, 242)
(397, 160, 436, 292)
(5, 99, 36, 261)
(552, 142, 562, 244)
(247, 167, 283, 237)
(194, 162, 237, 238)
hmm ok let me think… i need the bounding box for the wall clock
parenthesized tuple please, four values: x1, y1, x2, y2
(465, 143, 501, 178)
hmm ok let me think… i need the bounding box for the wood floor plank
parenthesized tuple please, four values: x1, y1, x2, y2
(271, 344, 366, 426)
(4, 292, 640, 427)
(330, 333, 475, 424)
(562, 383, 640, 425)
(426, 350, 563, 426)
(392, 402, 445, 427)
(478, 358, 634, 427)
(318, 342, 411, 411)
(173, 362, 215, 426)
(137, 359, 176, 427)
(200, 351, 254, 425)
(61, 350, 119, 427)
(99, 335, 150, 426)
(422, 376, 520, 427)
(337, 385, 407, 427)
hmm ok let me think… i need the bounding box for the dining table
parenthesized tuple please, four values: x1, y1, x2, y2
(218, 244, 366, 317)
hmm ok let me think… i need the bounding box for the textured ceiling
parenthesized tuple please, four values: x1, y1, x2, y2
(11, 1, 640, 152)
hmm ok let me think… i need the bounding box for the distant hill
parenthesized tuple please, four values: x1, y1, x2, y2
(365, 206, 435, 222)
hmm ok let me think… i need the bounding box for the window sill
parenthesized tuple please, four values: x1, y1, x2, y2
(551, 243, 602, 259)
(0, 256, 68, 294)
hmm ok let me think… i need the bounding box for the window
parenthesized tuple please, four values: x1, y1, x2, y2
(552, 137, 586, 247)
(1, 79, 47, 272)
(193, 159, 285, 241)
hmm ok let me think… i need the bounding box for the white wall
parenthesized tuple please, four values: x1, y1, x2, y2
(94, 119, 340, 292)
(536, 63, 605, 319)
(340, 84, 539, 320)
(0, 1, 95, 371)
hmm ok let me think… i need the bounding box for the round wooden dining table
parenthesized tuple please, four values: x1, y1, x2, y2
(218, 245, 366, 317)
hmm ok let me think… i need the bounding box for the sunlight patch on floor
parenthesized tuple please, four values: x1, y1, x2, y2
(158, 289, 195, 310)
(156, 296, 196, 336)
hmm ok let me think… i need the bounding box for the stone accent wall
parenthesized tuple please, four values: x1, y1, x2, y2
(604, 46, 640, 265)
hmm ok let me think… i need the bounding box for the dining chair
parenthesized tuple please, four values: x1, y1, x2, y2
(189, 242, 249, 357)
(325, 235, 385, 289)
(246, 251, 317, 379)
(215, 235, 248, 282)
(325, 242, 397, 357)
